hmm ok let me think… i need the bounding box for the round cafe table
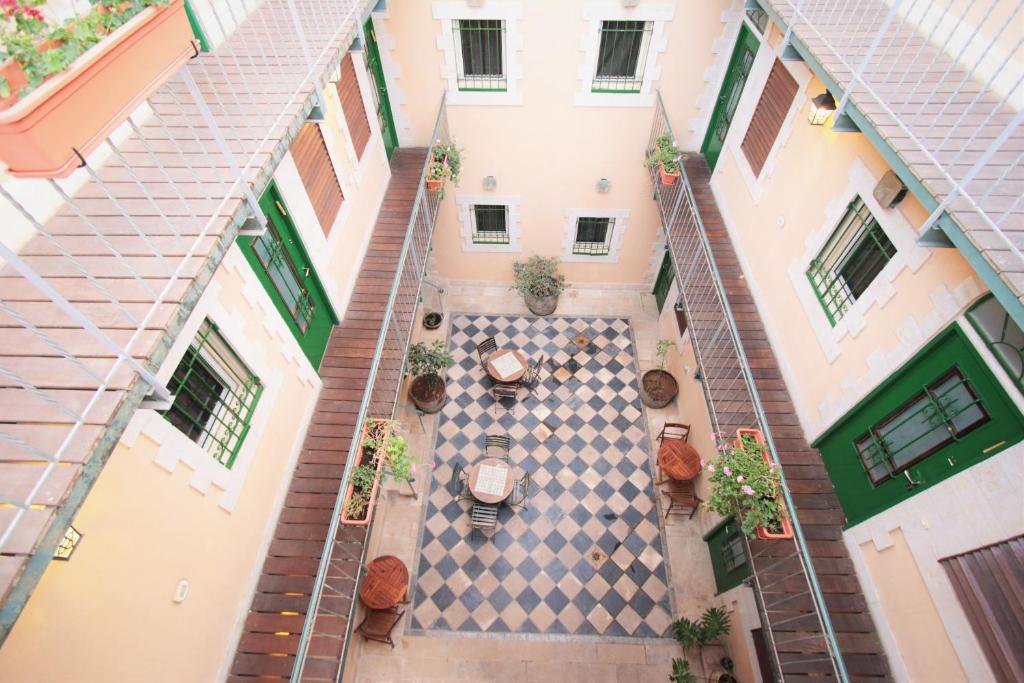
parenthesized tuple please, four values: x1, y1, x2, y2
(486, 348, 528, 383)
(359, 555, 409, 610)
(658, 439, 702, 481)
(466, 457, 515, 504)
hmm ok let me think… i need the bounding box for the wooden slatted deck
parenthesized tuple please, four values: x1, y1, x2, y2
(682, 156, 893, 682)
(228, 148, 426, 683)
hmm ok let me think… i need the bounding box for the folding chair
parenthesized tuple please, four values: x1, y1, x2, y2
(477, 337, 498, 367)
(658, 422, 691, 443)
(355, 606, 405, 648)
(508, 471, 532, 510)
(448, 463, 471, 501)
(661, 479, 702, 520)
(485, 434, 511, 461)
(520, 355, 545, 392)
(470, 502, 499, 538)
(491, 381, 519, 415)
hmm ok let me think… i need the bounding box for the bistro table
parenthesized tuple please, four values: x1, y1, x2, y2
(466, 457, 514, 504)
(359, 555, 410, 610)
(658, 439, 702, 481)
(486, 348, 528, 383)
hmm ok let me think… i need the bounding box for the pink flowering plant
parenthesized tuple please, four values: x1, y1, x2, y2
(704, 432, 788, 538)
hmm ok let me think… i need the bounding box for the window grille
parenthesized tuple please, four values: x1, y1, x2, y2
(592, 20, 651, 93)
(573, 217, 613, 256)
(745, 7, 769, 34)
(252, 218, 315, 333)
(453, 19, 506, 91)
(472, 204, 509, 244)
(966, 295, 1024, 394)
(721, 531, 747, 572)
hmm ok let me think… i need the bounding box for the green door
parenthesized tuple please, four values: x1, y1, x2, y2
(701, 25, 759, 172)
(652, 250, 675, 312)
(363, 17, 398, 159)
(241, 182, 338, 369)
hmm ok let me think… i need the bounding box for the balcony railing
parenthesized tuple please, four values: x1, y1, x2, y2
(290, 95, 450, 681)
(648, 92, 850, 682)
(0, 0, 368, 641)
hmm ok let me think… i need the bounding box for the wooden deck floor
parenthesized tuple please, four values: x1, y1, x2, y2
(682, 156, 893, 682)
(228, 148, 426, 683)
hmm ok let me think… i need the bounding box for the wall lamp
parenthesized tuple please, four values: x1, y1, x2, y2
(808, 92, 836, 126)
(596, 178, 611, 193)
(53, 525, 82, 561)
(483, 175, 497, 190)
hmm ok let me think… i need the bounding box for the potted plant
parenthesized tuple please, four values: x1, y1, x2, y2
(640, 339, 679, 408)
(382, 432, 418, 499)
(669, 659, 696, 683)
(704, 429, 792, 540)
(425, 140, 461, 194)
(0, 0, 196, 178)
(646, 133, 683, 185)
(422, 311, 443, 330)
(512, 255, 566, 316)
(407, 340, 453, 414)
(341, 419, 391, 526)
(672, 606, 731, 680)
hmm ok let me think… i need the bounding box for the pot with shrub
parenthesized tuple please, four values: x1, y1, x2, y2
(512, 255, 566, 316)
(646, 133, 683, 186)
(670, 606, 731, 682)
(705, 429, 792, 539)
(640, 339, 679, 408)
(422, 311, 443, 330)
(425, 140, 461, 195)
(407, 340, 454, 413)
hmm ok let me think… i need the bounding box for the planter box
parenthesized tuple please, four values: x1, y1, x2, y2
(340, 419, 390, 526)
(734, 428, 794, 540)
(0, 0, 196, 178)
(425, 154, 447, 192)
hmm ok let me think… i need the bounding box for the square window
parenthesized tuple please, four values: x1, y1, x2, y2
(471, 204, 509, 244)
(592, 20, 651, 93)
(453, 19, 506, 91)
(163, 320, 263, 469)
(573, 217, 613, 256)
(806, 196, 896, 326)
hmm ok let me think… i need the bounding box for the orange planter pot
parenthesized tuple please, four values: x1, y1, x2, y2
(425, 177, 443, 192)
(0, 0, 196, 178)
(734, 428, 794, 541)
(658, 162, 680, 185)
(340, 419, 390, 527)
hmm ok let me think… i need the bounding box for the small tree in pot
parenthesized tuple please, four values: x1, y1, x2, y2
(640, 339, 679, 408)
(512, 255, 566, 316)
(407, 340, 454, 413)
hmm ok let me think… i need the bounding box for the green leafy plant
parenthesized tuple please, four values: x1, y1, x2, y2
(668, 658, 696, 683)
(655, 338, 677, 370)
(343, 489, 369, 519)
(512, 255, 567, 299)
(427, 140, 462, 184)
(407, 340, 454, 378)
(0, 0, 170, 101)
(705, 433, 787, 538)
(351, 463, 378, 492)
(383, 433, 415, 484)
(646, 133, 682, 174)
(671, 606, 731, 679)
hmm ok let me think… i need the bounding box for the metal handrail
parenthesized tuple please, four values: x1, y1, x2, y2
(652, 90, 850, 683)
(290, 93, 448, 682)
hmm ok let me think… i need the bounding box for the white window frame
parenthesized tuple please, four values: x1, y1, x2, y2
(561, 207, 630, 263)
(590, 19, 653, 92)
(433, 1, 524, 106)
(452, 19, 508, 91)
(456, 194, 522, 252)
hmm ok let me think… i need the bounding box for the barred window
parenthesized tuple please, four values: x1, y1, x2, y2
(453, 19, 506, 91)
(573, 217, 613, 256)
(163, 320, 263, 469)
(806, 196, 895, 325)
(471, 204, 509, 244)
(593, 20, 652, 93)
(721, 530, 747, 572)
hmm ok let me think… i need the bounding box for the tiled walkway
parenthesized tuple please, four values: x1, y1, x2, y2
(410, 314, 673, 638)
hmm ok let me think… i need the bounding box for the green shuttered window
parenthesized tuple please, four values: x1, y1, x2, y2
(593, 20, 651, 93)
(806, 196, 896, 326)
(252, 220, 316, 334)
(163, 320, 262, 469)
(454, 19, 506, 91)
(573, 217, 613, 256)
(704, 517, 751, 594)
(472, 204, 509, 244)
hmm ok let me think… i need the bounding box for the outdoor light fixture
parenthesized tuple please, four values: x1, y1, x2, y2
(596, 178, 611, 193)
(483, 175, 497, 190)
(808, 92, 836, 126)
(53, 525, 82, 561)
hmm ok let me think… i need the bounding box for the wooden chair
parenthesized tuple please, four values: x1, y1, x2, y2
(485, 434, 511, 461)
(658, 422, 691, 443)
(491, 381, 519, 415)
(477, 337, 498, 366)
(508, 471, 532, 510)
(661, 479, 701, 520)
(355, 606, 405, 648)
(521, 355, 545, 392)
(448, 463, 471, 501)
(470, 502, 499, 538)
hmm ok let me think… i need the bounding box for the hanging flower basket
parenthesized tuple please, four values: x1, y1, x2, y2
(0, 0, 196, 178)
(425, 155, 447, 192)
(340, 419, 390, 526)
(734, 428, 794, 540)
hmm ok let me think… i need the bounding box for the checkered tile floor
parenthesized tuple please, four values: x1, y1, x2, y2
(410, 314, 673, 638)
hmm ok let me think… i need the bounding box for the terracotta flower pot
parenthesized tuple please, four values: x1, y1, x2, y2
(0, 0, 196, 178)
(409, 373, 445, 414)
(340, 419, 390, 526)
(422, 311, 443, 330)
(425, 155, 447, 192)
(734, 428, 794, 540)
(640, 368, 679, 408)
(524, 292, 558, 316)
(659, 162, 680, 185)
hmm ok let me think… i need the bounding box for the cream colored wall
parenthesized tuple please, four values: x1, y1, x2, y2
(374, 0, 731, 286)
(0, 247, 321, 682)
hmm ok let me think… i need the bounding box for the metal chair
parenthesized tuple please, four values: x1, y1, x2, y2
(520, 355, 545, 392)
(485, 434, 511, 460)
(491, 381, 519, 415)
(658, 422, 691, 443)
(355, 606, 405, 648)
(448, 463, 471, 501)
(661, 479, 701, 520)
(508, 471, 532, 510)
(477, 337, 498, 366)
(470, 502, 499, 538)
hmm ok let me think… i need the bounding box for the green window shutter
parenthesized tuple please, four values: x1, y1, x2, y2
(472, 204, 509, 244)
(453, 19, 506, 91)
(573, 217, 613, 256)
(966, 294, 1024, 394)
(163, 320, 263, 469)
(806, 196, 896, 326)
(704, 517, 751, 594)
(592, 20, 651, 93)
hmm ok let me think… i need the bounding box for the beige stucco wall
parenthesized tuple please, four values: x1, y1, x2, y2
(373, 0, 732, 286)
